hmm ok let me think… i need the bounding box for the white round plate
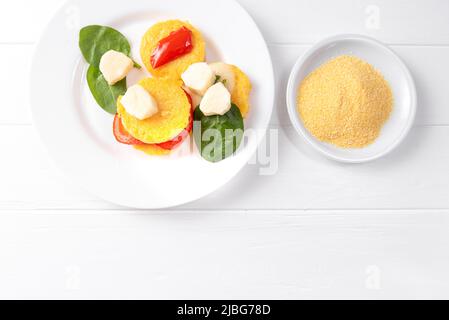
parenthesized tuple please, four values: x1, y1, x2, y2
(30, 0, 274, 209)
(286, 34, 417, 163)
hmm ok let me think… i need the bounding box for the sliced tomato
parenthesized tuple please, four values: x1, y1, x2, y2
(113, 114, 145, 145)
(150, 26, 193, 69)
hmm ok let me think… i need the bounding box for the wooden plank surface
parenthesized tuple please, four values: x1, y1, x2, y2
(1, 0, 448, 45)
(0, 210, 448, 299)
(241, 0, 449, 45)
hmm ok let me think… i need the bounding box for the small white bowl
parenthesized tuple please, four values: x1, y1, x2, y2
(286, 34, 417, 163)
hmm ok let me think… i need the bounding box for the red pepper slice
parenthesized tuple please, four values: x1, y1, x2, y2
(150, 26, 193, 69)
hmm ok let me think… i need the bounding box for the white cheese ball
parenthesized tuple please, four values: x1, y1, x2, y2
(121, 84, 158, 120)
(200, 82, 231, 116)
(181, 62, 215, 96)
(99, 50, 133, 85)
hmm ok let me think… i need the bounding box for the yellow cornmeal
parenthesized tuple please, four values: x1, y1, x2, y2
(297, 55, 393, 148)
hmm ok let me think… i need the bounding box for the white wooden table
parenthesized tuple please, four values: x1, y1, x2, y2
(1, 0, 448, 299)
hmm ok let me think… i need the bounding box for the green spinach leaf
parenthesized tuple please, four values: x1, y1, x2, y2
(79, 25, 131, 67)
(86, 65, 126, 114)
(214, 75, 227, 86)
(193, 104, 244, 163)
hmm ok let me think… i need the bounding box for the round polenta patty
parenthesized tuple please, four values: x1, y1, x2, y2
(117, 78, 191, 144)
(230, 65, 252, 118)
(134, 144, 171, 156)
(141, 20, 206, 79)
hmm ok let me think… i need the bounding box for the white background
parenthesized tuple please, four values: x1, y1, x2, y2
(1, 0, 449, 299)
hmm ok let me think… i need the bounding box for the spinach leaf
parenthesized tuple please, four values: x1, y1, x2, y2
(79, 25, 131, 67)
(86, 65, 126, 114)
(133, 61, 142, 69)
(193, 104, 244, 163)
(80, 25, 138, 114)
(214, 75, 227, 86)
